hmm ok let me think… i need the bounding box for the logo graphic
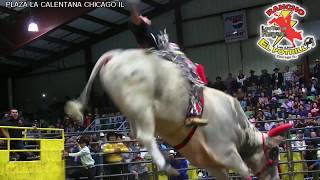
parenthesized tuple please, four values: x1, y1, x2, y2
(257, 3, 316, 60)
(223, 10, 248, 43)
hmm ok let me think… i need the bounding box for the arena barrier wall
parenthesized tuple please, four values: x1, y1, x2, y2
(0, 126, 65, 180)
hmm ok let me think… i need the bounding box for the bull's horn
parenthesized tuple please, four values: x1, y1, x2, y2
(268, 123, 293, 137)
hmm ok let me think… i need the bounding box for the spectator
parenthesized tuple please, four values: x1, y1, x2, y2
(236, 89, 247, 111)
(297, 105, 308, 117)
(102, 132, 129, 180)
(271, 68, 284, 88)
(213, 76, 226, 92)
(305, 118, 318, 135)
(246, 70, 259, 86)
(272, 85, 283, 96)
(310, 102, 319, 117)
(258, 92, 269, 105)
(284, 66, 294, 89)
(314, 59, 320, 80)
(224, 73, 237, 94)
(291, 130, 306, 151)
(291, 101, 300, 115)
(295, 119, 305, 128)
(236, 69, 246, 87)
(96, 132, 107, 176)
(130, 154, 149, 180)
(301, 84, 308, 96)
(293, 69, 304, 85)
(121, 136, 134, 162)
(304, 140, 319, 180)
(64, 135, 96, 180)
(83, 113, 93, 129)
(247, 82, 259, 96)
(305, 101, 312, 112)
(270, 107, 278, 120)
(310, 77, 320, 95)
(93, 107, 100, 119)
(248, 114, 256, 126)
(260, 69, 272, 90)
(256, 109, 266, 131)
(0, 108, 35, 160)
(168, 150, 189, 180)
(310, 131, 320, 145)
(281, 98, 293, 113)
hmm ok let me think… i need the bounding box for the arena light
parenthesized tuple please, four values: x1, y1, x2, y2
(28, 18, 38, 32)
(42, 93, 46, 98)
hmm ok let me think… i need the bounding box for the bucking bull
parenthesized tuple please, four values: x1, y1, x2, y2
(65, 49, 292, 180)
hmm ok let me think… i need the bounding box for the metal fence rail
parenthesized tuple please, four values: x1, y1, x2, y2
(63, 116, 320, 180)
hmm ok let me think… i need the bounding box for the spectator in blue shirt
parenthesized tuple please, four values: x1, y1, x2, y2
(168, 150, 189, 180)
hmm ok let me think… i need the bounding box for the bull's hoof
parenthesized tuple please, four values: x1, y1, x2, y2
(164, 165, 179, 176)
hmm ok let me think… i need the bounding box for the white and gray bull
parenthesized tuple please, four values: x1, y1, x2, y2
(65, 49, 290, 180)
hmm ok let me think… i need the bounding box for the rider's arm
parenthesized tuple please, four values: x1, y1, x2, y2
(131, 4, 142, 25)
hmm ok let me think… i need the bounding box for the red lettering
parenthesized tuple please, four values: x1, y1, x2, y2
(273, 6, 279, 13)
(278, 4, 285, 11)
(286, 4, 293, 11)
(265, 3, 306, 17)
(298, 9, 305, 16)
(266, 8, 273, 16)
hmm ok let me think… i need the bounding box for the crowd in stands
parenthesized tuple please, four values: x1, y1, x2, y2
(1, 62, 320, 179)
(208, 64, 320, 179)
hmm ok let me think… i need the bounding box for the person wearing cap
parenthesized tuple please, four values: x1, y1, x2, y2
(64, 135, 96, 180)
(168, 150, 189, 180)
(314, 58, 320, 80)
(260, 69, 272, 90)
(246, 70, 259, 87)
(128, 0, 208, 127)
(272, 68, 284, 88)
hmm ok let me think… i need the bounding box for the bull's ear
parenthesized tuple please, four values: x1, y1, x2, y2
(266, 124, 293, 148)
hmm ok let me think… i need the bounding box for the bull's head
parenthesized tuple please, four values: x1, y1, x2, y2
(253, 124, 292, 180)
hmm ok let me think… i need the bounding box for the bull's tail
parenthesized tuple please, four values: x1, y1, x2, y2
(65, 50, 121, 123)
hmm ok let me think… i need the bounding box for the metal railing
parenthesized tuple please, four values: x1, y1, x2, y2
(62, 115, 320, 180)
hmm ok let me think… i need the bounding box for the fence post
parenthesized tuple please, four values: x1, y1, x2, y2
(152, 162, 158, 180)
(285, 118, 294, 180)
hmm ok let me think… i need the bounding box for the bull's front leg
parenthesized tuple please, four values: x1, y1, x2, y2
(134, 106, 179, 175)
